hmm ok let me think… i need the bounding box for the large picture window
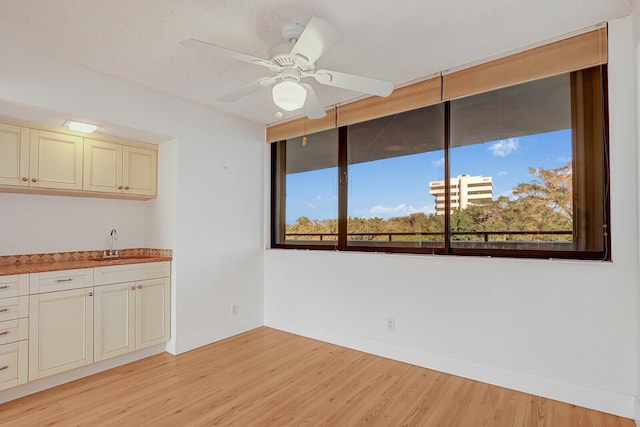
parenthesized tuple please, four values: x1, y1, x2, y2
(271, 65, 609, 260)
(347, 105, 445, 249)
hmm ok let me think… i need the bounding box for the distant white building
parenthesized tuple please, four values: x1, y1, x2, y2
(429, 175, 493, 215)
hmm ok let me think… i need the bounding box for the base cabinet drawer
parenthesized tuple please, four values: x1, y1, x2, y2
(0, 274, 29, 299)
(0, 296, 28, 322)
(0, 318, 28, 345)
(0, 341, 28, 391)
(30, 268, 93, 294)
(94, 261, 170, 286)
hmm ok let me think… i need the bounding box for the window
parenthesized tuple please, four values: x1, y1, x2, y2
(347, 105, 445, 248)
(271, 66, 609, 260)
(271, 129, 339, 247)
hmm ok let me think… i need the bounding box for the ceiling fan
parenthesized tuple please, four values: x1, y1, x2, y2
(180, 17, 394, 120)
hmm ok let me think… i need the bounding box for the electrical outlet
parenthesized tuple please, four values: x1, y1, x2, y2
(232, 304, 238, 316)
(386, 317, 395, 332)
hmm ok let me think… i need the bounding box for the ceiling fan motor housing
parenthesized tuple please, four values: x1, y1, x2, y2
(280, 68, 302, 83)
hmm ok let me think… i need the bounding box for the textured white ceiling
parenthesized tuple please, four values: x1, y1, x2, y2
(0, 0, 633, 127)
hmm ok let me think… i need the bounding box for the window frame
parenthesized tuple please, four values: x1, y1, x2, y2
(271, 65, 611, 261)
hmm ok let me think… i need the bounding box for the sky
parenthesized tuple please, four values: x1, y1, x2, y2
(285, 129, 572, 224)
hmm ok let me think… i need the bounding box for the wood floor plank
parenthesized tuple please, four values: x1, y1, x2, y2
(0, 327, 634, 426)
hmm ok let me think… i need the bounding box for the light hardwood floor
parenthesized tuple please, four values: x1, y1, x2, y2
(0, 327, 634, 426)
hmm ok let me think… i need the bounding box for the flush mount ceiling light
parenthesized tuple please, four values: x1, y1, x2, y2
(64, 120, 99, 133)
(272, 80, 307, 111)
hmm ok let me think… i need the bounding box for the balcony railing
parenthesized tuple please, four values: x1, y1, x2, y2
(285, 230, 572, 242)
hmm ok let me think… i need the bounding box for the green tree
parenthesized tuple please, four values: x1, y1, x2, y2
(512, 162, 572, 219)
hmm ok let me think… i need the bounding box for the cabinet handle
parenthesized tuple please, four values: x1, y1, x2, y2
(31, 178, 37, 182)
(0, 308, 8, 313)
(21, 177, 28, 182)
(0, 366, 7, 371)
(124, 186, 130, 190)
(88, 292, 93, 297)
(130, 286, 136, 291)
(0, 331, 9, 336)
(55, 278, 73, 283)
(0, 285, 9, 290)
(118, 185, 123, 190)
(137, 285, 142, 289)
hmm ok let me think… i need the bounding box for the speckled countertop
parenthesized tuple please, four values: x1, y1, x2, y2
(0, 248, 172, 276)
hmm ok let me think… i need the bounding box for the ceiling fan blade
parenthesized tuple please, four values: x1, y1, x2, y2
(180, 38, 279, 72)
(301, 83, 327, 119)
(290, 17, 340, 65)
(313, 69, 394, 97)
(218, 76, 278, 103)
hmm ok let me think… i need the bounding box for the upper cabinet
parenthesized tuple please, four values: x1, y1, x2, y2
(83, 139, 122, 193)
(0, 126, 82, 190)
(0, 123, 29, 187)
(84, 139, 157, 197)
(122, 146, 157, 197)
(30, 130, 83, 190)
(0, 118, 157, 200)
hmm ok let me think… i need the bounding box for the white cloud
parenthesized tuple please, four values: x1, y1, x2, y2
(432, 157, 445, 167)
(367, 204, 434, 218)
(557, 156, 571, 163)
(306, 202, 316, 209)
(489, 138, 519, 157)
(315, 195, 322, 201)
(497, 170, 508, 176)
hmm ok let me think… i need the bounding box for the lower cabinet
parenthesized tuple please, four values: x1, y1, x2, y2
(15, 261, 170, 385)
(94, 277, 170, 362)
(28, 288, 94, 381)
(94, 282, 134, 361)
(0, 341, 28, 391)
(136, 277, 170, 350)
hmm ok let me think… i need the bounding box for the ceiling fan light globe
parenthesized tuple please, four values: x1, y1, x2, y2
(272, 81, 307, 111)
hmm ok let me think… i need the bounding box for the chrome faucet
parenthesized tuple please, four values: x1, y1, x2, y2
(103, 229, 119, 258)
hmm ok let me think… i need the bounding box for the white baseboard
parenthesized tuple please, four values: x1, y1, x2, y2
(635, 396, 640, 427)
(0, 343, 166, 404)
(174, 317, 263, 354)
(265, 317, 636, 419)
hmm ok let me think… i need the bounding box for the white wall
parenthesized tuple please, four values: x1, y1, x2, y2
(264, 17, 638, 419)
(633, 1, 640, 425)
(0, 193, 147, 255)
(0, 40, 265, 355)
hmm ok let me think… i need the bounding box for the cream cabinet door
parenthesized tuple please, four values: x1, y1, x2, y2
(123, 146, 156, 196)
(0, 123, 29, 187)
(83, 139, 123, 193)
(29, 288, 94, 380)
(136, 278, 170, 349)
(0, 341, 28, 391)
(94, 282, 135, 362)
(29, 130, 83, 190)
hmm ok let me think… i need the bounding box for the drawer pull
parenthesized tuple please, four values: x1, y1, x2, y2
(0, 366, 7, 371)
(0, 285, 9, 290)
(0, 308, 8, 313)
(55, 278, 73, 283)
(0, 331, 9, 336)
